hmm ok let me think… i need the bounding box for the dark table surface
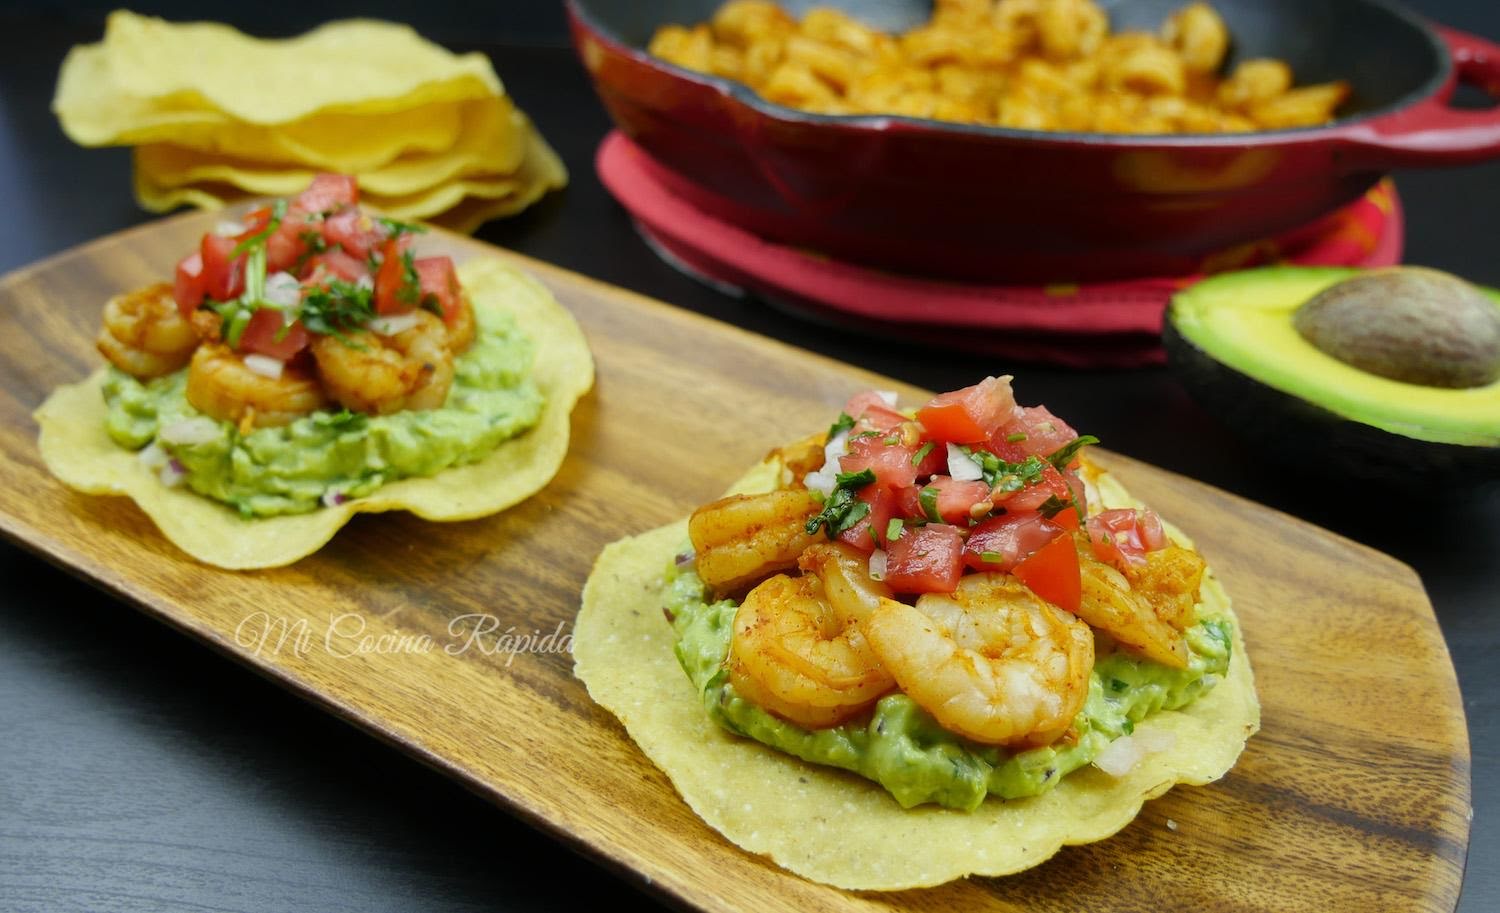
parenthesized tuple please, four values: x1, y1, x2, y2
(1, 2, 1497, 911)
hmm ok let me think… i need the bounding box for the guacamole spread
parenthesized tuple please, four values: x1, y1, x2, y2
(101, 299, 543, 518)
(664, 555, 1231, 812)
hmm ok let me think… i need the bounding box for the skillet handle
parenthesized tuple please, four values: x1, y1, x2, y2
(1338, 25, 1500, 168)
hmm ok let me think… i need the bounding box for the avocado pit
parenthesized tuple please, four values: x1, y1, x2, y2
(1292, 267, 1500, 389)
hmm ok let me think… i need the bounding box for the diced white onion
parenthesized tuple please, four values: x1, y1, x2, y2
(355, 274, 375, 292)
(947, 443, 984, 482)
(368, 312, 421, 336)
(158, 459, 187, 488)
(876, 390, 898, 407)
(868, 549, 888, 581)
(803, 429, 851, 499)
(136, 441, 167, 471)
(824, 429, 850, 462)
(213, 220, 247, 237)
(243, 354, 285, 380)
(1093, 736, 1143, 777)
(263, 271, 301, 308)
(159, 417, 221, 446)
(804, 469, 836, 499)
(1093, 728, 1177, 777)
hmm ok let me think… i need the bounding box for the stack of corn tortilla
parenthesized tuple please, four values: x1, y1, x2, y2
(53, 11, 566, 233)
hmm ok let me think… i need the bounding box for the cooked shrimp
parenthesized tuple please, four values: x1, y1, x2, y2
(1074, 543, 1200, 669)
(768, 432, 826, 487)
(444, 293, 476, 354)
(1129, 546, 1206, 632)
(185, 344, 329, 429)
(96, 282, 199, 379)
(728, 572, 894, 728)
(688, 488, 821, 593)
(311, 309, 454, 414)
(864, 573, 1094, 747)
(797, 541, 891, 625)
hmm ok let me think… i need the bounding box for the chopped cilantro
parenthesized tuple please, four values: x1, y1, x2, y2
(312, 409, 367, 431)
(910, 441, 934, 467)
(827, 412, 855, 439)
(375, 215, 429, 238)
(231, 199, 288, 257)
(1037, 494, 1073, 519)
(918, 485, 942, 523)
(1047, 434, 1100, 470)
(1006, 432, 1028, 443)
(979, 550, 1005, 564)
(968, 448, 1048, 493)
(396, 249, 423, 307)
(885, 518, 904, 543)
(293, 230, 329, 272)
(882, 434, 900, 445)
(1110, 678, 1129, 693)
(804, 469, 876, 538)
(1122, 719, 1135, 734)
(299, 278, 376, 341)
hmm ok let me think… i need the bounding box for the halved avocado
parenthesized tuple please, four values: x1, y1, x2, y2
(1164, 266, 1500, 482)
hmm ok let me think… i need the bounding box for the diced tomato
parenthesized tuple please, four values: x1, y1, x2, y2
(916, 376, 1018, 443)
(1062, 466, 1088, 523)
(884, 524, 966, 594)
(843, 390, 907, 431)
(295, 173, 359, 214)
(373, 236, 414, 315)
(303, 249, 369, 284)
(260, 208, 315, 274)
(321, 207, 387, 262)
(236, 205, 273, 238)
(994, 405, 1079, 460)
(236, 308, 310, 360)
(911, 475, 992, 525)
(998, 463, 1074, 513)
(840, 433, 922, 490)
(1087, 508, 1166, 569)
(199, 233, 244, 302)
(963, 512, 1065, 572)
(1012, 533, 1081, 613)
(837, 485, 897, 552)
(414, 256, 461, 325)
(912, 440, 947, 478)
(173, 252, 205, 316)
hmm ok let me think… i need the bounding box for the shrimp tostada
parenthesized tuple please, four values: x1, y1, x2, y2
(575, 378, 1258, 889)
(35, 174, 592, 568)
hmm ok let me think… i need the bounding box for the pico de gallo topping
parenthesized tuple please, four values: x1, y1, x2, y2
(172, 173, 464, 361)
(802, 378, 1170, 613)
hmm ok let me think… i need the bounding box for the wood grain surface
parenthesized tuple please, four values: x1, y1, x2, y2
(0, 210, 1471, 912)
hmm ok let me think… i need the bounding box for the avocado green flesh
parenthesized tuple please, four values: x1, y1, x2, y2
(1171, 267, 1500, 447)
(102, 305, 543, 517)
(665, 559, 1232, 812)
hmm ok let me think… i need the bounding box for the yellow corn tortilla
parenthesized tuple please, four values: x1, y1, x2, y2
(133, 121, 567, 230)
(428, 130, 569, 234)
(574, 460, 1259, 890)
(55, 13, 500, 134)
(132, 99, 526, 199)
(34, 258, 593, 570)
(61, 52, 471, 172)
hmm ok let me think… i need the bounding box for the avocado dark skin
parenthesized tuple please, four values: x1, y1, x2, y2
(1163, 320, 1500, 485)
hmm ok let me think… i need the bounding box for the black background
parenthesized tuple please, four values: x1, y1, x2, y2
(0, 1, 1496, 910)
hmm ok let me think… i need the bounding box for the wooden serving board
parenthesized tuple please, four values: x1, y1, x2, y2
(0, 211, 1470, 913)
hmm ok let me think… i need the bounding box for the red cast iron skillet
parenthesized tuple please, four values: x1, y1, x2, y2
(568, 0, 1500, 282)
